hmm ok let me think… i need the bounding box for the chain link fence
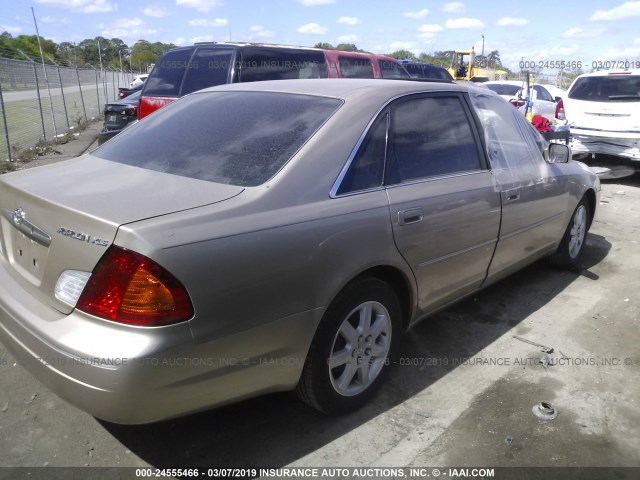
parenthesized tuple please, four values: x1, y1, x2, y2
(0, 56, 140, 161)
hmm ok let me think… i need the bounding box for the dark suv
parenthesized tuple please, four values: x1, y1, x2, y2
(139, 43, 410, 118)
(400, 60, 453, 81)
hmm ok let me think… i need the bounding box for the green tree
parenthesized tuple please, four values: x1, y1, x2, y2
(335, 43, 359, 52)
(388, 49, 415, 60)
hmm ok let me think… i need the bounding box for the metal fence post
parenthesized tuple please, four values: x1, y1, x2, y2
(76, 67, 87, 122)
(32, 62, 47, 141)
(0, 82, 12, 162)
(57, 66, 70, 129)
(95, 69, 100, 113)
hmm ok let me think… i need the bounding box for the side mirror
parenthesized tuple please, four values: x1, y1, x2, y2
(554, 96, 563, 103)
(548, 143, 570, 163)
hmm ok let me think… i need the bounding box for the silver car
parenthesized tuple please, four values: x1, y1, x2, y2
(0, 79, 600, 424)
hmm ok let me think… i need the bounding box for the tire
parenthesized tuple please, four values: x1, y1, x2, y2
(296, 277, 402, 414)
(549, 196, 590, 268)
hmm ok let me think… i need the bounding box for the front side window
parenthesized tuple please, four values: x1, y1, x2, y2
(386, 96, 482, 184)
(94, 92, 342, 187)
(468, 89, 545, 176)
(339, 57, 374, 78)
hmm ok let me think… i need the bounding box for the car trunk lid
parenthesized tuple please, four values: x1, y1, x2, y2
(0, 156, 243, 314)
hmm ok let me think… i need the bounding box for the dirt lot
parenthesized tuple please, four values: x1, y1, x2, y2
(0, 160, 639, 476)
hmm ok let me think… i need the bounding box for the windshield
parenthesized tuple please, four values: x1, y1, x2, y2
(569, 75, 640, 102)
(94, 92, 343, 187)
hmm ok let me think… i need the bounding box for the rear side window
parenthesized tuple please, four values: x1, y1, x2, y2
(239, 48, 327, 82)
(94, 92, 342, 187)
(336, 113, 388, 195)
(143, 48, 194, 97)
(339, 57, 374, 78)
(533, 85, 554, 102)
(181, 48, 233, 95)
(569, 75, 640, 102)
(380, 60, 409, 79)
(387, 96, 482, 183)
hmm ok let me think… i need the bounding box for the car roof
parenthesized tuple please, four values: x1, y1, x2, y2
(195, 78, 467, 101)
(575, 69, 640, 78)
(484, 80, 524, 86)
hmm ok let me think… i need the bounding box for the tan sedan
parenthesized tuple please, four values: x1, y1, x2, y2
(0, 79, 600, 424)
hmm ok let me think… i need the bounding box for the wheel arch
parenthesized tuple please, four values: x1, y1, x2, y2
(341, 265, 415, 331)
(583, 188, 597, 230)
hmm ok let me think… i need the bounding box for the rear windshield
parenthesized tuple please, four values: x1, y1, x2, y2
(485, 84, 521, 96)
(94, 92, 343, 186)
(569, 75, 640, 102)
(238, 47, 327, 82)
(143, 47, 233, 97)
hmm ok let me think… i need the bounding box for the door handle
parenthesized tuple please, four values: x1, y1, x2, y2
(505, 188, 520, 202)
(398, 208, 423, 225)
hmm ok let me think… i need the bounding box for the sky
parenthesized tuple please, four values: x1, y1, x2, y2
(2, 0, 640, 71)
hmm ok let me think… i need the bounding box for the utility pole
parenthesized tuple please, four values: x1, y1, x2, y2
(481, 34, 485, 58)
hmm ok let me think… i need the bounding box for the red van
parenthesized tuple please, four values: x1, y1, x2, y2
(139, 43, 409, 119)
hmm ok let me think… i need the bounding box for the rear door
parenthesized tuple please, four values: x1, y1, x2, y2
(384, 93, 501, 313)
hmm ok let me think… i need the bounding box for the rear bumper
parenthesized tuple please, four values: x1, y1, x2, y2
(570, 129, 640, 160)
(0, 260, 320, 424)
(98, 129, 121, 145)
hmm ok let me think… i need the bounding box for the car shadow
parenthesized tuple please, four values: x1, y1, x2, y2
(100, 232, 611, 468)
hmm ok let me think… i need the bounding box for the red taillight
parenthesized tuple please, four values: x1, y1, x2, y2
(510, 99, 526, 108)
(122, 107, 138, 117)
(138, 96, 177, 119)
(76, 246, 193, 326)
(555, 99, 565, 120)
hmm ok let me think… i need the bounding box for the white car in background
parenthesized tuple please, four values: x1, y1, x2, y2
(564, 70, 640, 160)
(484, 80, 561, 122)
(129, 74, 148, 89)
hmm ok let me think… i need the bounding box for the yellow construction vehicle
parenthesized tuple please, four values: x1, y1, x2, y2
(448, 47, 508, 82)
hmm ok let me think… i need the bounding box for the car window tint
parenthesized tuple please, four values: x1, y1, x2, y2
(143, 48, 194, 96)
(336, 113, 388, 195)
(339, 57, 374, 78)
(94, 92, 342, 187)
(180, 48, 233, 95)
(386, 96, 481, 184)
(485, 84, 521, 96)
(534, 85, 554, 102)
(569, 75, 640, 101)
(468, 89, 544, 176)
(403, 63, 423, 78)
(239, 48, 328, 82)
(380, 60, 409, 79)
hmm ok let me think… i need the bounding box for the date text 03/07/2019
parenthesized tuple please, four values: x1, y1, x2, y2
(519, 60, 640, 70)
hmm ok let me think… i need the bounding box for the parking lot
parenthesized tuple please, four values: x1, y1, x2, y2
(0, 151, 638, 471)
